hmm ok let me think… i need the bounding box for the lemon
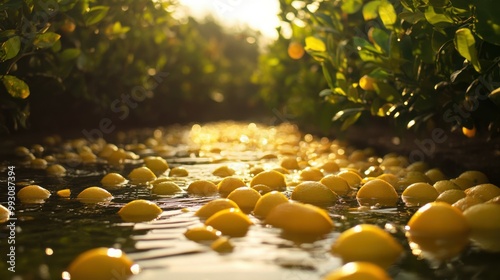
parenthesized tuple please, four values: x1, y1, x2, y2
(151, 181, 183, 195)
(227, 187, 261, 213)
(348, 150, 366, 162)
(376, 173, 398, 189)
(291, 181, 338, 206)
(249, 166, 264, 175)
(46, 164, 66, 176)
(436, 189, 466, 204)
(433, 180, 461, 194)
(0, 205, 11, 223)
(107, 149, 127, 165)
(359, 75, 376, 91)
(463, 203, 500, 252)
(272, 167, 290, 174)
(288, 41, 305, 60)
(487, 196, 500, 204)
(31, 158, 48, 169)
(211, 237, 234, 253)
(449, 177, 474, 190)
(253, 191, 289, 218)
(464, 184, 500, 201)
(299, 167, 324, 181)
(101, 173, 128, 189)
(331, 224, 403, 268)
(80, 150, 97, 163)
(280, 156, 300, 170)
(169, 166, 189, 177)
(212, 165, 236, 177)
(77, 187, 113, 204)
(205, 208, 252, 237)
(364, 166, 383, 177)
(251, 184, 273, 195)
(144, 156, 169, 175)
(458, 170, 489, 185)
(402, 182, 439, 207)
(15, 146, 30, 156)
(187, 180, 218, 196)
(184, 225, 221, 242)
(17, 185, 51, 203)
(66, 247, 138, 280)
(406, 161, 429, 172)
(250, 170, 286, 191)
(265, 202, 334, 235)
(320, 175, 351, 196)
(217, 177, 247, 198)
(397, 171, 431, 190)
(452, 196, 483, 212)
(195, 198, 240, 219)
(319, 160, 340, 173)
(98, 143, 118, 158)
(323, 262, 391, 280)
(425, 168, 447, 183)
(406, 202, 470, 260)
(57, 189, 71, 198)
(337, 170, 362, 188)
(128, 167, 157, 184)
(118, 199, 162, 222)
(356, 179, 398, 207)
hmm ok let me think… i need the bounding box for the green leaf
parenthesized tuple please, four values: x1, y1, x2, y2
(423, 0, 450, 7)
(319, 89, 332, 97)
(378, 0, 397, 29)
(424, 6, 453, 28)
(59, 48, 81, 61)
(33, 32, 61, 49)
(474, 0, 500, 46)
(363, 1, 380, 21)
(321, 62, 336, 89)
(84, 6, 110, 26)
(341, 111, 363, 130)
(370, 28, 390, 54)
(454, 28, 481, 72)
(374, 82, 400, 102)
(2, 75, 30, 99)
(1, 36, 20, 61)
(305, 36, 326, 52)
(341, 0, 363, 15)
(399, 11, 425, 24)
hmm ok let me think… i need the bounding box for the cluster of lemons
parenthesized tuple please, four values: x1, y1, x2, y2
(3, 122, 500, 279)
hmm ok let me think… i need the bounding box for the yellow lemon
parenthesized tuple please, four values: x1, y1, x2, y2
(406, 161, 429, 173)
(320, 175, 351, 196)
(253, 191, 289, 219)
(452, 196, 483, 212)
(101, 173, 128, 189)
(433, 180, 461, 194)
(487, 196, 500, 204)
(331, 224, 403, 268)
(66, 247, 138, 280)
(425, 168, 447, 183)
(212, 165, 236, 177)
(46, 164, 66, 176)
(337, 170, 362, 188)
(319, 160, 340, 173)
(406, 202, 470, 260)
(299, 167, 324, 181)
(211, 237, 234, 253)
(249, 166, 265, 175)
(272, 167, 290, 174)
(187, 180, 218, 196)
(57, 189, 71, 198)
(359, 75, 376, 91)
(17, 185, 51, 203)
(449, 177, 474, 190)
(280, 156, 300, 170)
(291, 181, 338, 206)
(31, 158, 48, 169)
(356, 179, 398, 207)
(464, 184, 500, 201)
(250, 170, 286, 191)
(463, 203, 500, 252)
(205, 208, 252, 237)
(118, 199, 162, 222)
(265, 202, 334, 235)
(251, 184, 273, 195)
(218, 177, 247, 198)
(323, 261, 391, 280)
(436, 189, 466, 204)
(459, 170, 489, 185)
(184, 225, 221, 242)
(151, 181, 183, 195)
(227, 187, 262, 213)
(397, 171, 431, 190)
(128, 167, 157, 185)
(169, 166, 189, 177)
(77, 187, 113, 204)
(0, 205, 11, 223)
(144, 156, 169, 175)
(402, 182, 439, 207)
(376, 173, 398, 189)
(195, 198, 240, 219)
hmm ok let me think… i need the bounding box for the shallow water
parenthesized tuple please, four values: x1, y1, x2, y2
(1, 122, 499, 280)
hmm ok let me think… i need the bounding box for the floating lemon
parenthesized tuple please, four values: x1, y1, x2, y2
(118, 199, 162, 222)
(449, 177, 474, 190)
(320, 175, 351, 196)
(144, 156, 169, 175)
(280, 157, 300, 170)
(18, 185, 51, 203)
(464, 184, 500, 202)
(406, 202, 470, 261)
(463, 203, 500, 252)
(128, 167, 157, 184)
(337, 170, 362, 188)
(66, 247, 139, 280)
(184, 225, 221, 242)
(107, 149, 127, 166)
(406, 161, 429, 173)
(169, 166, 189, 177)
(77, 187, 113, 204)
(459, 170, 489, 185)
(319, 160, 340, 173)
(31, 158, 48, 169)
(151, 181, 182, 195)
(205, 208, 252, 237)
(0, 205, 11, 223)
(187, 180, 218, 196)
(15, 146, 30, 157)
(299, 167, 324, 181)
(331, 224, 403, 268)
(57, 189, 71, 198)
(46, 164, 66, 176)
(211, 237, 234, 253)
(487, 196, 500, 204)
(425, 168, 447, 183)
(249, 166, 265, 175)
(436, 189, 466, 204)
(250, 170, 286, 191)
(272, 167, 290, 174)
(227, 187, 261, 213)
(253, 191, 289, 219)
(397, 171, 431, 191)
(265, 202, 334, 235)
(101, 173, 128, 189)
(323, 261, 391, 280)
(291, 181, 338, 206)
(251, 184, 273, 195)
(195, 198, 240, 219)
(452, 196, 483, 212)
(376, 173, 398, 189)
(356, 179, 398, 207)
(217, 177, 247, 198)
(433, 180, 460, 194)
(402, 182, 439, 207)
(212, 165, 236, 177)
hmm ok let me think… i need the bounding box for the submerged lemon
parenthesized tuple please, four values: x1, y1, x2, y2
(227, 187, 261, 213)
(280, 156, 300, 170)
(128, 167, 157, 185)
(184, 225, 221, 242)
(212, 165, 236, 177)
(452, 196, 483, 212)
(436, 189, 466, 205)
(458, 170, 489, 185)
(337, 170, 362, 188)
(250, 170, 286, 191)
(356, 179, 398, 207)
(0, 205, 11, 223)
(187, 180, 218, 196)
(101, 173, 128, 189)
(18, 185, 51, 203)
(205, 208, 252, 237)
(211, 237, 234, 253)
(464, 184, 500, 202)
(253, 191, 289, 219)
(144, 156, 169, 175)
(217, 177, 247, 198)
(291, 181, 338, 206)
(46, 164, 66, 176)
(169, 166, 189, 177)
(402, 182, 439, 207)
(77, 187, 113, 204)
(151, 181, 183, 195)
(251, 184, 273, 195)
(425, 168, 447, 184)
(195, 199, 240, 219)
(300, 167, 324, 181)
(57, 189, 71, 198)
(320, 175, 351, 196)
(463, 203, 500, 252)
(433, 180, 460, 194)
(66, 247, 138, 280)
(323, 261, 391, 280)
(265, 202, 334, 235)
(331, 224, 403, 268)
(118, 199, 162, 222)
